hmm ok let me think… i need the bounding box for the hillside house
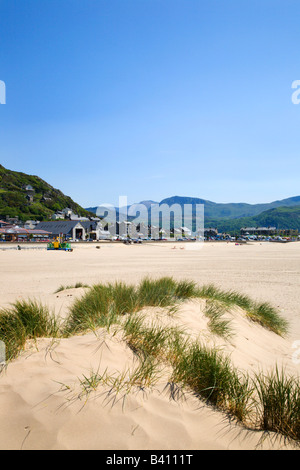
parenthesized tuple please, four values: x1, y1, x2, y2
(51, 212, 65, 220)
(24, 184, 35, 203)
(5, 215, 20, 225)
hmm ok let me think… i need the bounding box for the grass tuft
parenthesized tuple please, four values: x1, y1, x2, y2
(121, 313, 170, 360)
(62, 277, 287, 338)
(254, 366, 300, 441)
(247, 302, 288, 336)
(2, 276, 296, 445)
(171, 341, 252, 422)
(196, 284, 287, 336)
(204, 300, 234, 340)
(137, 277, 178, 308)
(55, 282, 89, 293)
(0, 300, 59, 361)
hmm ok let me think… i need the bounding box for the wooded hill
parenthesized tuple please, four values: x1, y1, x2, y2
(0, 165, 93, 221)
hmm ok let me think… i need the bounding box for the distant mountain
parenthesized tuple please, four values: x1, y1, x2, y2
(4, 162, 298, 231)
(88, 195, 300, 220)
(86, 200, 159, 216)
(86, 195, 300, 232)
(253, 206, 300, 229)
(0, 164, 93, 221)
(159, 195, 300, 220)
(203, 206, 300, 233)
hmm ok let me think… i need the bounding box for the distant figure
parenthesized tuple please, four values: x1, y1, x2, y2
(17, 245, 21, 251)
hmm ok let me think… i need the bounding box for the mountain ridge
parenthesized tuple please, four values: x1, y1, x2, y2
(159, 195, 300, 219)
(86, 194, 300, 233)
(86, 194, 300, 224)
(1, 164, 299, 232)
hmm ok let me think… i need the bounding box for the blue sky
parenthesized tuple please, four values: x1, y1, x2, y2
(0, 0, 300, 207)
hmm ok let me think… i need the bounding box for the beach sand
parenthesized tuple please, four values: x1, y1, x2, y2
(0, 241, 300, 450)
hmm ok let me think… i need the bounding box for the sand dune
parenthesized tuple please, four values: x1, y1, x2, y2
(0, 241, 300, 450)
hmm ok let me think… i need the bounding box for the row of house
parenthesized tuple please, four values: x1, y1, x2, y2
(0, 219, 52, 242)
(240, 227, 299, 237)
(0, 219, 146, 242)
(7, 209, 294, 242)
(4, 210, 298, 242)
(0, 218, 209, 242)
(240, 227, 277, 236)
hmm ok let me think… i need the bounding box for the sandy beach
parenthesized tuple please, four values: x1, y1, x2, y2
(0, 240, 300, 450)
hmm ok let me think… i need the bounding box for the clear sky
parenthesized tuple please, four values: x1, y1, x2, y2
(0, 0, 300, 207)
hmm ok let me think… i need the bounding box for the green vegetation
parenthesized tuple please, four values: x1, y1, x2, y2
(159, 195, 300, 222)
(203, 300, 234, 339)
(2, 163, 300, 231)
(0, 277, 288, 360)
(0, 300, 59, 360)
(0, 164, 93, 221)
(54, 282, 90, 293)
(254, 367, 300, 441)
(204, 206, 300, 234)
(171, 341, 252, 422)
(139, 195, 300, 233)
(196, 284, 288, 336)
(63, 278, 287, 337)
(1, 277, 300, 445)
(77, 357, 163, 404)
(122, 312, 173, 359)
(63, 282, 139, 335)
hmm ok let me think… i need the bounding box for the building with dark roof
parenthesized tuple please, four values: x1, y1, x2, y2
(36, 220, 109, 240)
(0, 226, 51, 242)
(37, 221, 87, 240)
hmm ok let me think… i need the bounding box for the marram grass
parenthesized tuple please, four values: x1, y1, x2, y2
(0, 300, 59, 361)
(62, 277, 288, 338)
(54, 282, 89, 294)
(253, 366, 300, 441)
(196, 284, 288, 336)
(1, 277, 298, 444)
(63, 282, 138, 335)
(204, 299, 234, 340)
(170, 340, 253, 422)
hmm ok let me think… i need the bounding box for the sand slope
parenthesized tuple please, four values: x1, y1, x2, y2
(0, 297, 299, 450)
(1, 242, 300, 450)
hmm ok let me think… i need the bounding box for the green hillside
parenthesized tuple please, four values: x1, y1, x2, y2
(0, 164, 93, 221)
(87, 196, 300, 233)
(2, 163, 299, 231)
(205, 206, 300, 234)
(160, 195, 300, 220)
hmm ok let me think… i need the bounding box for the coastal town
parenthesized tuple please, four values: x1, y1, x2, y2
(0, 206, 298, 243)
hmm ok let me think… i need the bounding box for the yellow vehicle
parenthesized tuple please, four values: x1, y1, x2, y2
(47, 236, 73, 252)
